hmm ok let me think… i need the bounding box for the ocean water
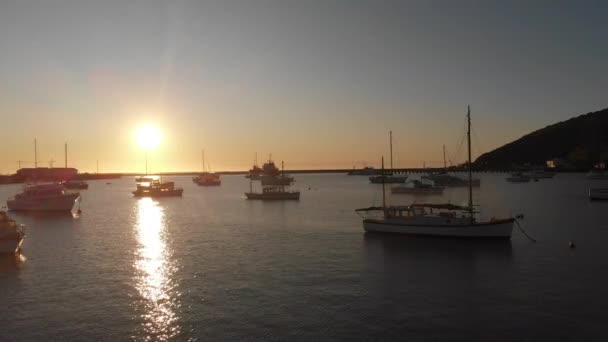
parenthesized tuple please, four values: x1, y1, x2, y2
(1, 173, 607, 341)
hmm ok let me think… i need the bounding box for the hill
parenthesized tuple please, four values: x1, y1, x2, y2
(474, 107, 608, 169)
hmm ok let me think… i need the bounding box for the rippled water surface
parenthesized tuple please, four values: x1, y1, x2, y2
(1, 173, 607, 340)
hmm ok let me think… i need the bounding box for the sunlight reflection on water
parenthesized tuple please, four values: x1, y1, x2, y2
(133, 198, 180, 341)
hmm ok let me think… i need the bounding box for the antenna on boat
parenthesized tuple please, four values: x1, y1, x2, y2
(467, 105, 473, 220)
(201, 149, 204, 172)
(64, 142, 68, 168)
(145, 152, 148, 175)
(255, 152, 258, 167)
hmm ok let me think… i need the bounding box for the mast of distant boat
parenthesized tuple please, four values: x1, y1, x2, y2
(281, 160, 285, 192)
(467, 105, 474, 221)
(381, 156, 386, 218)
(34, 138, 38, 168)
(389, 131, 393, 172)
(443, 144, 447, 171)
(202, 149, 205, 172)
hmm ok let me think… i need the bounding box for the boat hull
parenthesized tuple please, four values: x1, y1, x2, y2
(133, 189, 183, 197)
(7, 194, 79, 212)
(589, 188, 608, 201)
(260, 176, 293, 186)
(0, 235, 24, 254)
(391, 187, 444, 194)
(363, 218, 514, 238)
(369, 175, 407, 184)
(245, 192, 300, 200)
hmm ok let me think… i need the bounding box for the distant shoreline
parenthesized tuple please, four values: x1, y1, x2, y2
(0, 167, 591, 184)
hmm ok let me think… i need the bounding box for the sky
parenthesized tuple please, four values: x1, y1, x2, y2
(0, 0, 607, 173)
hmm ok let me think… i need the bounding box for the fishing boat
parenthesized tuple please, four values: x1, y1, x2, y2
(133, 179, 183, 197)
(260, 161, 294, 186)
(246, 153, 263, 179)
(356, 106, 515, 238)
(347, 166, 379, 176)
(7, 183, 80, 212)
(62, 180, 89, 189)
(261, 157, 281, 177)
(245, 186, 300, 200)
(0, 211, 25, 254)
(391, 179, 444, 195)
(260, 174, 294, 186)
(589, 188, 608, 201)
(369, 131, 407, 184)
(506, 172, 531, 183)
(245, 160, 299, 200)
(192, 150, 221, 186)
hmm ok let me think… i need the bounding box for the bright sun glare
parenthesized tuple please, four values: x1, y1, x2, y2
(135, 124, 162, 151)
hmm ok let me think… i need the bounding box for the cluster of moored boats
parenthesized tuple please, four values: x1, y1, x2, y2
(1, 107, 606, 255)
(245, 157, 300, 200)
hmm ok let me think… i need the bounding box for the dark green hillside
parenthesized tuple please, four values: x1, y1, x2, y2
(474, 108, 608, 169)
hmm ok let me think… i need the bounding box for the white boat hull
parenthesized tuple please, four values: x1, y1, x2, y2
(363, 218, 514, 238)
(7, 194, 79, 212)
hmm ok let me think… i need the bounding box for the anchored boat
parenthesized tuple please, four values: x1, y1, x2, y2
(62, 180, 89, 189)
(391, 179, 444, 195)
(245, 186, 300, 200)
(133, 179, 183, 197)
(356, 106, 515, 238)
(7, 183, 80, 212)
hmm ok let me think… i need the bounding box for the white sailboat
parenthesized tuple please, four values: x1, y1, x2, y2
(356, 106, 515, 238)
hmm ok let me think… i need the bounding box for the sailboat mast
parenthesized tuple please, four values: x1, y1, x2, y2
(381, 156, 386, 213)
(34, 139, 38, 168)
(389, 131, 393, 171)
(467, 106, 473, 216)
(443, 144, 446, 170)
(65, 142, 68, 168)
(281, 160, 285, 192)
(202, 149, 205, 172)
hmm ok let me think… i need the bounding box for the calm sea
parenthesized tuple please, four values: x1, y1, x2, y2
(1, 173, 607, 341)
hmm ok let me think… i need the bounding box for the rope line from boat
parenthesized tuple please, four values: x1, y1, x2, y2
(515, 217, 536, 242)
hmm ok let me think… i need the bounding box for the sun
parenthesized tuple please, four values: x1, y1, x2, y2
(135, 124, 162, 151)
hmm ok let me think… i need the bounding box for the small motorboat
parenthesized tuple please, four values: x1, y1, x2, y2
(391, 179, 444, 195)
(245, 186, 300, 200)
(133, 180, 183, 197)
(62, 180, 89, 190)
(7, 183, 80, 212)
(506, 172, 531, 183)
(589, 188, 608, 201)
(0, 211, 25, 254)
